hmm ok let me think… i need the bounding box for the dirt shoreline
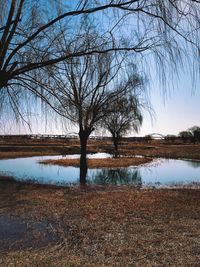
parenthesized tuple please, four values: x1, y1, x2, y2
(0, 151, 61, 160)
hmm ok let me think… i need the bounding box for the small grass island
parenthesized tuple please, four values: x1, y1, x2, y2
(40, 156, 152, 168)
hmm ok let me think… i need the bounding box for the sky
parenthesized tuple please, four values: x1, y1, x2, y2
(139, 71, 200, 136)
(1, 1, 200, 137)
(2, 74, 199, 137)
(1, 52, 199, 137)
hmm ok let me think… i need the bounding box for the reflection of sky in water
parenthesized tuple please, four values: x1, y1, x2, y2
(140, 159, 200, 186)
(0, 155, 200, 187)
(0, 155, 80, 185)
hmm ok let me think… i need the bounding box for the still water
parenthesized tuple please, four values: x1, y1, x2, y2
(0, 154, 200, 187)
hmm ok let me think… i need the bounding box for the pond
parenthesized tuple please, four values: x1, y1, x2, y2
(0, 154, 200, 187)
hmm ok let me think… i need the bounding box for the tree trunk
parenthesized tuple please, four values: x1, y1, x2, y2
(79, 130, 89, 185)
(113, 137, 119, 158)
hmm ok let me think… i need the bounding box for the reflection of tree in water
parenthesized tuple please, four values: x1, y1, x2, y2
(90, 168, 142, 186)
(185, 160, 200, 169)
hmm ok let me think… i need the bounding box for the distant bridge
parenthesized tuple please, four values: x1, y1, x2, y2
(148, 133, 165, 139)
(0, 134, 79, 139)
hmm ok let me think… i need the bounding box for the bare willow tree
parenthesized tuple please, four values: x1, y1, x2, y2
(46, 31, 138, 184)
(0, 0, 200, 150)
(0, 1, 200, 105)
(104, 96, 142, 158)
(102, 76, 150, 157)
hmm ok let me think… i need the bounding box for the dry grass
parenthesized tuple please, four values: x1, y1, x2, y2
(120, 143, 200, 160)
(1, 183, 200, 266)
(1, 138, 200, 161)
(40, 157, 151, 168)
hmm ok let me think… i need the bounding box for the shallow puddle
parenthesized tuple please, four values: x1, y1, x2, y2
(0, 215, 58, 251)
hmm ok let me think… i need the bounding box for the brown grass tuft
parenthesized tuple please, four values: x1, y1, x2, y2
(40, 157, 152, 168)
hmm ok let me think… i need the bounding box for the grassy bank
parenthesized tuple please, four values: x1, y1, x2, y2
(1, 141, 200, 160)
(119, 143, 200, 160)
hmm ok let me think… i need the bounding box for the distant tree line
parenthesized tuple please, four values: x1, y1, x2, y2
(178, 126, 200, 143)
(161, 126, 200, 144)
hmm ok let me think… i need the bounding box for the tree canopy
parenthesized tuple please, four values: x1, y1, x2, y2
(103, 85, 145, 157)
(1, 0, 200, 92)
(1, 0, 200, 136)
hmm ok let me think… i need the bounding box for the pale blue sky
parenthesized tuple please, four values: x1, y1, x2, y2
(3, 78, 199, 137)
(139, 72, 200, 136)
(1, 59, 199, 136)
(1, 1, 199, 136)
